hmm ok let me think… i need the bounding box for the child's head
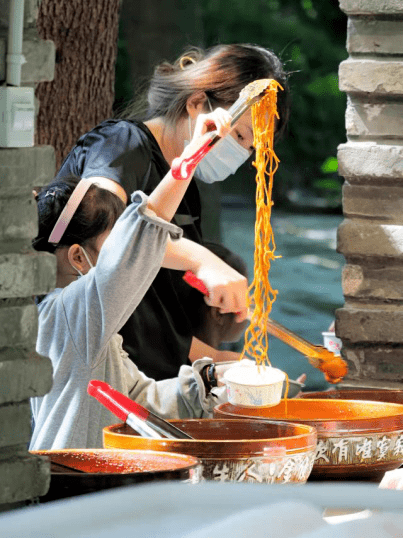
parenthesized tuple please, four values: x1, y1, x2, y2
(178, 241, 249, 348)
(33, 175, 126, 275)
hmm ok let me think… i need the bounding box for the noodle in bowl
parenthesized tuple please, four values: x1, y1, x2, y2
(224, 360, 286, 407)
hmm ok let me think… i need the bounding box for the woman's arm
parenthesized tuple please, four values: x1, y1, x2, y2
(188, 337, 241, 363)
(162, 236, 248, 321)
(147, 108, 232, 222)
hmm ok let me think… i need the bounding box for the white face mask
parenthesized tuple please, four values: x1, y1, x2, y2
(195, 135, 251, 184)
(70, 246, 94, 277)
(186, 107, 251, 184)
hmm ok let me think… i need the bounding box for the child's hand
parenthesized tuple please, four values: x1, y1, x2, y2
(195, 258, 248, 323)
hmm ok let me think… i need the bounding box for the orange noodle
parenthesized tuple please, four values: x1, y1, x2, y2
(240, 79, 289, 397)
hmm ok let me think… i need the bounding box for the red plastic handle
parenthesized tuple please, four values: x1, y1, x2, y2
(88, 380, 149, 422)
(183, 271, 209, 296)
(171, 138, 215, 180)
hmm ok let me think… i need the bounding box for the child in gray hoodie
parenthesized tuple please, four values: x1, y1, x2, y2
(30, 108, 248, 450)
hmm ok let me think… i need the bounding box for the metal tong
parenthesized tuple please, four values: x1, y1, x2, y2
(171, 78, 276, 180)
(182, 271, 348, 384)
(264, 318, 348, 384)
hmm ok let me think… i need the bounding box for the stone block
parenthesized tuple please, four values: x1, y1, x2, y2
(0, 347, 52, 405)
(0, 33, 55, 84)
(338, 219, 403, 259)
(0, 401, 31, 448)
(338, 142, 403, 182)
(0, 453, 50, 504)
(342, 262, 403, 301)
(0, 302, 37, 348)
(0, 146, 55, 195)
(0, 0, 40, 27)
(341, 344, 403, 386)
(342, 183, 403, 220)
(24, 0, 40, 27)
(339, 59, 403, 96)
(339, 0, 403, 15)
(346, 96, 403, 139)
(0, 251, 55, 298)
(0, 195, 38, 242)
(336, 306, 403, 344)
(21, 36, 55, 83)
(0, 37, 4, 81)
(347, 18, 403, 55)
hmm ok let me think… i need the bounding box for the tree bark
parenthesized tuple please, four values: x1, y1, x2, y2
(36, 0, 121, 169)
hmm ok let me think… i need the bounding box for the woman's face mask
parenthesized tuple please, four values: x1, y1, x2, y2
(186, 106, 251, 184)
(196, 135, 251, 184)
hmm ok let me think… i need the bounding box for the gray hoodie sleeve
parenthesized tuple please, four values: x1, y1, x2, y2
(125, 356, 227, 418)
(58, 191, 182, 367)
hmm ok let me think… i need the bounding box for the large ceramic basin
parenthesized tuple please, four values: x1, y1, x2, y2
(300, 389, 403, 405)
(103, 418, 317, 484)
(214, 399, 403, 481)
(32, 448, 201, 501)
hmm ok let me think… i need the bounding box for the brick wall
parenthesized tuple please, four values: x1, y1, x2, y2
(337, 0, 403, 387)
(0, 0, 55, 511)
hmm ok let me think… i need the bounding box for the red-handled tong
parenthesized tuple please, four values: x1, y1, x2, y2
(88, 380, 192, 440)
(183, 270, 209, 296)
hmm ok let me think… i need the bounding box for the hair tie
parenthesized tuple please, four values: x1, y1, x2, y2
(45, 187, 63, 198)
(48, 178, 94, 246)
(179, 55, 196, 70)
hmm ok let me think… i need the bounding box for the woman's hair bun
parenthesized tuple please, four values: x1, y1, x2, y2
(178, 55, 197, 70)
(154, 61, 176, 76)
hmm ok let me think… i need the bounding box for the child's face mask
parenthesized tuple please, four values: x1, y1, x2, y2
(70, 246, 94, 277)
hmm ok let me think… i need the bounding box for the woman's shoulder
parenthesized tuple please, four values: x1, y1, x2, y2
(83, 119, 155, 150)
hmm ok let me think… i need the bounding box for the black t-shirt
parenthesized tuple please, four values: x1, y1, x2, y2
(57, 119, 203, 380)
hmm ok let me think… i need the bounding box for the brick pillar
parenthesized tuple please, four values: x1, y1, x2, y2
(0, 0, 56, 511)
(337, 0, 403, 388)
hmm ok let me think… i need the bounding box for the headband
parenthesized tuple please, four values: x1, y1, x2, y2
(48, 178, 93, 245)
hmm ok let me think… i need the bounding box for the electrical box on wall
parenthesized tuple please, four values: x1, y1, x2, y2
(0, 86, 35, 147)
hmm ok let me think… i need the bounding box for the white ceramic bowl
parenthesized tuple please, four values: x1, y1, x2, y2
(223, 362, 286, 407)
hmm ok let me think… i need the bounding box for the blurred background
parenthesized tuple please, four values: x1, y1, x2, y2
(114, 0, 348, 390)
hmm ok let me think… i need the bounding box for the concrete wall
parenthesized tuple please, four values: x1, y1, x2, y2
(0, 0, 55, 511)
(337, 0, 403, 387)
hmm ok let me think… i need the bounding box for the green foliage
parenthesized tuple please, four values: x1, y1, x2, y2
(200, 0, 348, 208)
(321, 157, 338, 174)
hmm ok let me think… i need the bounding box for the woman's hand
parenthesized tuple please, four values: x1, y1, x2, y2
(162, 237, 248, 321)
(183, 108, 233, 158)
(195, 254, 248, 323)
(193, 107, 232, 140)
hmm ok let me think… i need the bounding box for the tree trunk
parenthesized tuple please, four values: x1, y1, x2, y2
(36, 0, 121, 169)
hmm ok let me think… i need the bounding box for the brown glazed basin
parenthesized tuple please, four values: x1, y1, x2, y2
(214, 400, 403, 482)
(300, 389, 403, 405)
(31, 449, 201, 502)
(103, 419, 317, 485)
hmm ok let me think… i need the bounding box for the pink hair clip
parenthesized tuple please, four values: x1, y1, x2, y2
(48, 178, 94, 245)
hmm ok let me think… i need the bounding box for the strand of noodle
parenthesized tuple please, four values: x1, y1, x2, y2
(240, 80, 282, 371)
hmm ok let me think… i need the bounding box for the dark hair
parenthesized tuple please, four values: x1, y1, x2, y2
(123, 43, 290, 140)
(178, 241, 249, 332)
(32, 175, 126, 254)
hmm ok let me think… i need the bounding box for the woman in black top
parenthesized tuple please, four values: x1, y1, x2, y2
(56, 43, 290, 380)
